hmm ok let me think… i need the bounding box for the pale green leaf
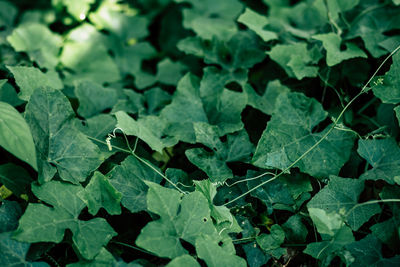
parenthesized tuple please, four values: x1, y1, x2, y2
(237, 8, 277, 42)
(115, 111, 178, 153)
(268, 43, 319, 79)
(0, 101, 37, 170)
(59, 0, 95, 21)
(7, 23, 61, 69)
(195, 235, 247, 267)
(60, 41, 121, 85)
(7, 66, 62, 101)
(312, 33, 367, 66)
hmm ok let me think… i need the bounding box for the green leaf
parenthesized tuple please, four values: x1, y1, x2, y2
(0, 232, 49, 267)
(75, 81, 118, 118)
(0, 163, 33, 197)
(345, 235, 400, 267)
(247, 173, 295, 212)
(0, 101, 37, 170)
(178, 31, 265, 71)
(67, 248, 116, 267)
(176, 0, 243, 39)
(253, 92, 355, 178)
(357, 138, 400, 184)
(308, 208, 344, 237)
(160, 73, 208, 143)
(267, 43, 319, 79)
(194, 179, 241, 233)
(136, 182, 224, 259)
(304, 226, 354, 265)
(347, 5, 400, 57)
(312, 33, 367, 66)
(77, 171, 122, 215)
(108, 156, 162, 213)
(60, 41, 121, 85)
(58, 0, 95, 21)
(281, 214, 308, 243)
(166, 255, 200, 267)
(115, 111, 178, 153)
(372, 52, 400, 104)
(244, 81, 290, 115)
(186, 123, 253, 183)
(256, 224, 285, 252)
(307, 176, 381, 230)
(156, 58, 186, 85)
(237, 8, 277, 42)
(0, 82, 24, 107)
(7, 66, 63, 101)
(0, 200, 22, 233)
(195, 235, 247, 267)
(25, 87, 104, 183)
(7, 23, 62, 69)
(14, 181, 117, 259)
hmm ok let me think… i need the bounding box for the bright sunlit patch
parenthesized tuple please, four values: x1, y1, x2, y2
(79, 13, 86, 20)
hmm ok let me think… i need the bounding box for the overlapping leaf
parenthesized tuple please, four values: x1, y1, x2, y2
(14, 181, 117, 259)
(253, 91, 355, 178)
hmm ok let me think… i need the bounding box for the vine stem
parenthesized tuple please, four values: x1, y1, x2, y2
(86, 135, 187, 194)
(223, 44, 400, 207)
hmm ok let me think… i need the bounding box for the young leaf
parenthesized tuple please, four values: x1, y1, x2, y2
(14, 181, 117, 260)
(0, 101, 37, 170)
(253, 92, 355, 178)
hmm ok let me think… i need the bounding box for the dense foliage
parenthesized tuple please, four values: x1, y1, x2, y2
(1, 0, 400, 266)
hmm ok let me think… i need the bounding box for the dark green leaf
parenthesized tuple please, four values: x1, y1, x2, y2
(253, 92, 355, 178)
